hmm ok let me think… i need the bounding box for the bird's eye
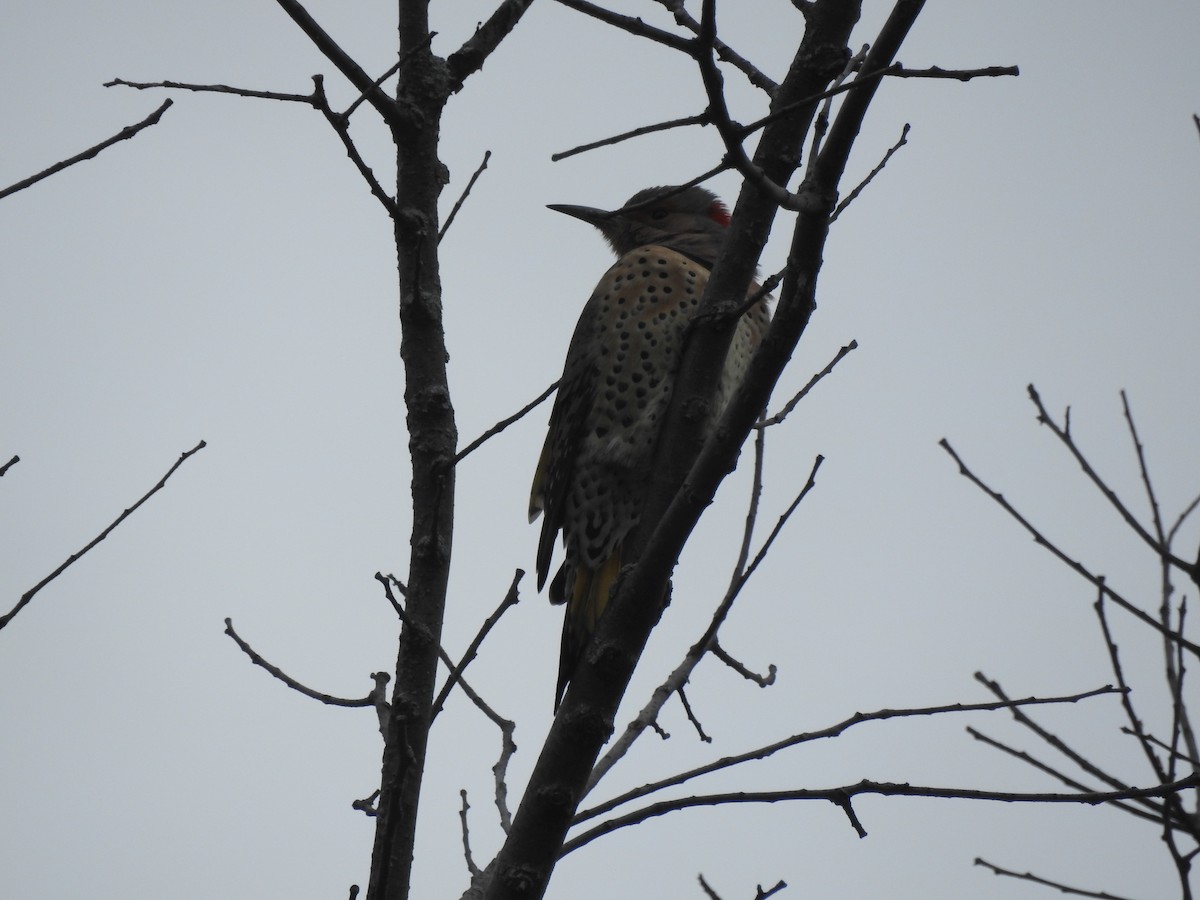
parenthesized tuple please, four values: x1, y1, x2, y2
(650, 209, 669, 220)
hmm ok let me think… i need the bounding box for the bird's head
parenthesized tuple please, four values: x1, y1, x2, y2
(548, 185, 730, 265)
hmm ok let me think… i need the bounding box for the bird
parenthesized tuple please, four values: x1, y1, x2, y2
(528, 184, 772, 710)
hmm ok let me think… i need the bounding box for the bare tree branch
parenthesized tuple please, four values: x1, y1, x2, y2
(1, 441, 205, 632)
(431, 570, 524, 720)
(565, 773, 1200, 854)
(578, 684, 1121, 826)
(272, 0, 400, 127)
(829, 122, 909, 222)
(0, 100, 172, 201)
(710, 639, 776, 687)
(225, 617, 389, 709)
(804, 45, 866, 180)
(974, 858, 1137, 900)
(440, 150, 493, 243)
(344, 32, 437, 120)
(106, 78, 311, 102)
(459, 790, 482, 877)
(586, 454, 821, 795)
(1094, 595, 1172, 789)
(446, 0, 538, 92)
(455, 381, 559, 465)
(584, 420, 769, 790)
(0, 455, 18, 477)
(743, 62, 1017, 146)
(693, 0, 794, 208)
(653, 0, 778, 93)
(552, 113, 710, 162)
(109, 76, 397, 215)
(757, 340, 858, 428)
(966, 725, 1164, 825)
(977, 669, 1173, 823)
(552, 0, 694, 53)
(939, 436, 1200, 656)
(310, 75, 398, 215)
(1029, 385, 1196, 576)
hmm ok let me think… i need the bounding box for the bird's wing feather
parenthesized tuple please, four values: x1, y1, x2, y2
(531, 297, 604, 590)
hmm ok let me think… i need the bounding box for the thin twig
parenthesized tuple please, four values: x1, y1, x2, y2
(439, 150, 492, 243)
(967, 726, 1162, 824)
(1121, 390, 1167, 549)
(1126, 725, 1200, 768)
(733, 416, 767, 584)
(711, 639, 776, 687)
(976, 669, 1163, 816)
(578, 684, 1121, 825)
(459, 790, 481, 877)
(1122, 388, 1200, 771)
(552, 0, 693, 53)
(652, 0, 777, 93)
(584, 455, 820, 795)
(378, 574, 518, 828)
(564, 774, 1200, 855)
(738, 457, 823, 589)
(492, 722, 518, 834)
(693, 0, 794, 209)
(431, 570, 523, 720)
(375, 574, 512, 732)
(553, 114, 710, 162)
(343, 31, 435, 120)
(757, 341, 857, 428)
(107, 78, 312, 102)
(455, 381, 559, 465)
(0, 100, 172, 201)
(974, 858, 1136, 900)
(225, 618, 390, 709)
(805, 45, 866, 179)
(677, 686, 712, 743)
(108, 76, 397, 215)
(0, 455, 18, 477)
(1, 441, 205, 631)
(939, 437, 1200, 656)
(311, 75, 397, 216)
(829, 122, 910, 222)
(1168, 492, 1200, 545)
(744, 62, 1017, 144)
(272, 0, 400, 127)
(1097, 590, 1169, 783)
(1030, 385, 1195, 574)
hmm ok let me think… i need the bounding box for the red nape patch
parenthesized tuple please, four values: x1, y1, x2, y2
(707, 199, 731, 228)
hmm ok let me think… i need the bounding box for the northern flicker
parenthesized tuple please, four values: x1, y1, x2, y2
(529, 185, 771, 709)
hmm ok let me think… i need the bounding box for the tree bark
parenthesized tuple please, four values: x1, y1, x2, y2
(367, 3, 456, 899)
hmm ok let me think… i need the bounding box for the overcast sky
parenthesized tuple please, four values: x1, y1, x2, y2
(3, 2, 1200, 898)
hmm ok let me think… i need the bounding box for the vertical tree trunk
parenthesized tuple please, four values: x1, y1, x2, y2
(367, 3, 456, 898)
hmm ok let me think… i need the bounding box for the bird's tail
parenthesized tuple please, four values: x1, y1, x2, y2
(554, 551, 622, 710)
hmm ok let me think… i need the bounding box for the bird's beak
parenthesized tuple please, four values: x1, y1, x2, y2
(546, 203, 612, 227)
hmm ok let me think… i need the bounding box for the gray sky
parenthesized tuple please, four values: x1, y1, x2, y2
(3, 2, 1199, 898)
